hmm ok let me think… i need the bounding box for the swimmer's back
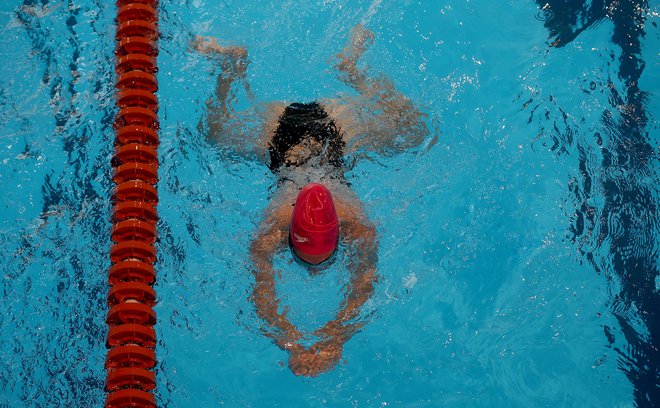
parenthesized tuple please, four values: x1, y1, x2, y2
(268, 102, 345, 178)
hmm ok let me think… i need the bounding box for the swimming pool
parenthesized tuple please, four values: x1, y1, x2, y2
(1, 0, 658, 406)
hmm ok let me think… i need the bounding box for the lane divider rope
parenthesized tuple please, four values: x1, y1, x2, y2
(106, 0, 159, 407)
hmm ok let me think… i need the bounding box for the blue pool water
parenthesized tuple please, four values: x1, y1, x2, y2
(1, 0, 658, 407)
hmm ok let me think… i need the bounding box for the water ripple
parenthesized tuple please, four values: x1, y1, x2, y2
(534, 4, 555, 22)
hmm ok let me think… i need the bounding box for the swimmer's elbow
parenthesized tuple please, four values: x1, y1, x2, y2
(249, 237, 265, 259)
(356, 221, 377, 245)
(348, 222, 378, 262)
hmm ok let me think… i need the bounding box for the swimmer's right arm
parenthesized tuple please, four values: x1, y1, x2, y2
(249, 205, 303, 351)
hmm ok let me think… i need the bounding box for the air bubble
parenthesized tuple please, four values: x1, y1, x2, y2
(535, 4, 555, 21)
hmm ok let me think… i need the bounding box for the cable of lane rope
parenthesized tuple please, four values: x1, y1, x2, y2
(106, 1, 160, 407)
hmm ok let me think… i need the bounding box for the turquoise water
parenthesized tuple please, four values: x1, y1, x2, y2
(1, 1, 658, 407)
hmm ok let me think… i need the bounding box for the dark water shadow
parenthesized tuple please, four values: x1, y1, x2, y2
(534, 1, 658, 406)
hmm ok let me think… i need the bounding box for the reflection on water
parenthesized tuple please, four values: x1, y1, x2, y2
(0, 1, 116, 406)
(534, 1, 658, 405)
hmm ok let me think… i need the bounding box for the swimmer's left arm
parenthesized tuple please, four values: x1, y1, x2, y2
(316, 210, 379, 345)
(289, 214, 377, 377)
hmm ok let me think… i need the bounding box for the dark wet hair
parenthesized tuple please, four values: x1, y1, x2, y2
(268, 102, 345, 173)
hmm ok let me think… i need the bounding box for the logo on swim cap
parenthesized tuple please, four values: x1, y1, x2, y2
(289, 183, 339, 256)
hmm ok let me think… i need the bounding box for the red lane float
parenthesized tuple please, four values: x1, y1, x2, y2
(113, 162, 159, 185)
(109, 261, 156, 285)
(116, 20, 158, 40)
(113, 181, 159, 203)
(112, 201, 158, 222)
(108, 282, 157, 306)
(114, 143, 159, 166)
(107, 324, 157, 348)
(117, 54, 158, 74)
(117, 4, 157, 22)
(117, 0, 157, 6)
(111, 219, 157, 243)
(106, 367, 156, 391)
(116, 126, 159, 146)
(118, 38, 158, 57)
(117, 90, 159, 110)
(111, 241, 157, 264)
(107, 1, 160, 406)
(106, 345, 156, 369)
(107, 303, 157, 326)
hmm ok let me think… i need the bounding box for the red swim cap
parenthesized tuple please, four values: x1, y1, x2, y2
(290, 183, 339, 259)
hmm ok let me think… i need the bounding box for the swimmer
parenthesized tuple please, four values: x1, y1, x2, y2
(194, 25, 429, 376)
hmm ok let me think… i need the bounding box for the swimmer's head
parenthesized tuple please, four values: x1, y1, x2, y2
(289, 183, 339, 265)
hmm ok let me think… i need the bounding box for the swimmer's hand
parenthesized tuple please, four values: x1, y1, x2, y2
(288, 341, 343, 377)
